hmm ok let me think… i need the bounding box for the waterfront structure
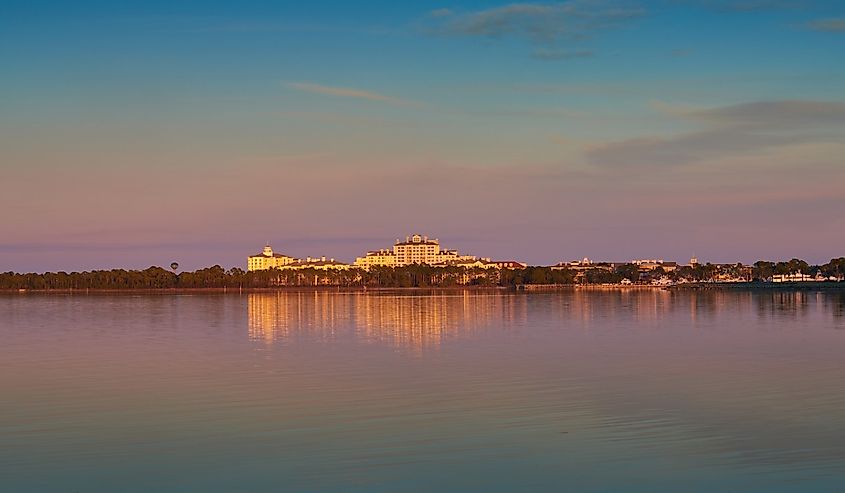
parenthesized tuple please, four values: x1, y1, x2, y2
(286, 257, 351, 271)
(772, 273, 813, 282)
(451, 258, 497, 269)
(251, 236, 522, 272)
(354, 234, 480, 268)
(354, 249, 398, 269)
(247, 245, 298, 272)
(248, 245, 349, 272)
(550, 259, 614, 272)
(632, 259, 678, 272)
(491, 261, 527, 269)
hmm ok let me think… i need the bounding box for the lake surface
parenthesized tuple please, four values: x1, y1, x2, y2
(2, 289, 845, 492)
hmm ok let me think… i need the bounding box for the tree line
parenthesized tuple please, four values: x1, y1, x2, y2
(1, 258, 843, 290)
(0, 264, 573, 290)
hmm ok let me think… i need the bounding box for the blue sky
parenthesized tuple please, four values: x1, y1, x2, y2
(2, 1, 844, 271)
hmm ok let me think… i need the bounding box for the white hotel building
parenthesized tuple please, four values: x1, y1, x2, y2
(247, 245, 350, 272)
(354, 234, 480, 268)
(247, 245, 298, 272)
(248, 234, 521, 272)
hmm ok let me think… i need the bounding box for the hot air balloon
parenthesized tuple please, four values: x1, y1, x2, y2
(170, 262, 179, 272)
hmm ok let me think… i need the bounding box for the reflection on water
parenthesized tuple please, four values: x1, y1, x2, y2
(248, 289, 845, 350)
(2, 289, 845, 493)
(248, 291, 528, 351)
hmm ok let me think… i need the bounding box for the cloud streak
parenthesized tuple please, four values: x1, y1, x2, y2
(657, 100, 845, 127)
(586, 100, 845, 168)
(684, 0, 806, 11)
(807, 18, 845, 32)
(531, 48, 594, 59)
(429, 1, 644, 57)
(285, 82, 419, 106)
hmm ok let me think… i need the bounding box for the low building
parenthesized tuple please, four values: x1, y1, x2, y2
(772, 273, 813, 282)
(491, 260, 527, 269)
(247, 245, 298, 272)
(633, 259, 678, 272)
(354, 249, 398, 269)
(448, 258, 497, 269)
(550, 259, 614, 271)
(285, 257, 351, 271)
(248, 245, 349, 272)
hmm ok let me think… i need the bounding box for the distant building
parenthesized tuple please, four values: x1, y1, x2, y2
(449, 258, 498, 269)
(354, 234, 479, 268)
(248, 245, 349, 272)
(491, 260, 527, 269)
(550, 259, 613, 272)
(250, 236, 517, 272)
(247, 245, 298, 272)
(632, 259, 678, 272)
(285, 257, 351, 271)
(354, 249, 397, 269)
(772, 273, 813, 283)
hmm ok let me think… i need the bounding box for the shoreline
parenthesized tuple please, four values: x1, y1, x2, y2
(668, 281, 845, 291)
(3, 282, 844, 295)
(0, 286, 512, 295)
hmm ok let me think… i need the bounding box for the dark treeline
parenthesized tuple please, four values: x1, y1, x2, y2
(0, 265, 574, 290)
(1, 258, 843, 290)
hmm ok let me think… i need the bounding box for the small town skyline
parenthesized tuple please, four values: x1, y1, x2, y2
(247, 233, 704, 272)
(5, 230, 845, 274)
(241, 232, 842, 283)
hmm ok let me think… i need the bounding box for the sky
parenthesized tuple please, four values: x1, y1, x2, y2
(2, 0, 844, 272)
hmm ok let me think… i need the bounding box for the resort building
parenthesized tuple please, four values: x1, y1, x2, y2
(632, 259, 678, 272)
(491, 261, 527, 269)
(354, 249, 398, 269)
(450, 258, 497, 269)
(550, 259, 614, 272)
(250, 236, 520, 272)
(285, 257, 351, 271)
(247, 245, 298, 272)
(248, 245, 350, 272)
(354, 234, 479, 268)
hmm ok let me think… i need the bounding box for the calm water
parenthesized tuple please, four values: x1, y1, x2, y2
(2, 289, 845, 492)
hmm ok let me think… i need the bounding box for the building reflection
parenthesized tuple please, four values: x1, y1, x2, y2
(354, 291, 527, 351)
(752, 290, 818, 325)
(248, 291, 355, 344)
(531, 287, 820, 328)
(248, 288, 840, 349)
(247, 290, 528, 352)
(823, 292, 845, 323)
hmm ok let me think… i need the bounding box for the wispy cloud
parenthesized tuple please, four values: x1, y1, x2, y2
(285, 82, 420, 107)
(669, 48, 693, 57)
(531, 48, 594, 60)
(430, 8, 454, 18)
(680, 0, 807, 12)
(661, 100, 845, 127)
(586, 100, 845, 168)
(807, 17, 845, 32)
(428, 1, 644, 57)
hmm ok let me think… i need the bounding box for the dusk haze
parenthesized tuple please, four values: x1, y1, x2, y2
(2, 2, 845, 493)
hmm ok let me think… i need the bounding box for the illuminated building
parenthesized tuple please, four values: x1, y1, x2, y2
(354, 234, 480, 268)
(247, 245, 297, 272)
